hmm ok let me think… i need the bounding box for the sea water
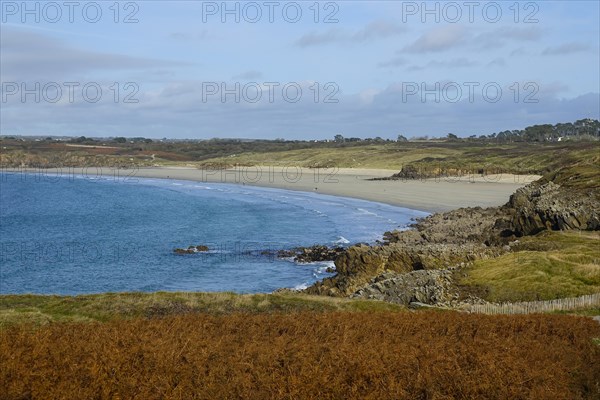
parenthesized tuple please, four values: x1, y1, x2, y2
(0, 173, 427, 294)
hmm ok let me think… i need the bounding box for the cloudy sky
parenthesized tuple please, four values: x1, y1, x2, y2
(1, 1, 598, 139)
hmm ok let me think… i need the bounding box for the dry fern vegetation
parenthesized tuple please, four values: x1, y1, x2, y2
(1, 312, 599, 399)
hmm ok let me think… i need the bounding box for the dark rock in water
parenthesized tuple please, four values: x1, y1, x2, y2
(174, 248, 194, 254)
(277, 245, 346, 263)
(294, 245, 345, 263)
(173, 245, 209, 254)
(277, 249, 297, 258)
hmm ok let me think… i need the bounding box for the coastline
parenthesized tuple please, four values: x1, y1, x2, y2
(10, 166, 540, 212)
(128, 166, 538, 213)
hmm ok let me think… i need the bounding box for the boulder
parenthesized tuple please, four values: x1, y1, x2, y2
(277, 245, 345, 263)
(351, 270, 459, 305)
(173, 244, 210, 254)
(499, 181, 600, 236)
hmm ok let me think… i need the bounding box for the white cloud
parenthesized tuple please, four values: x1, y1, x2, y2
(295, 20, 406, 47)
(232, 70, 263, 80)
(487, 58, 506, 67)
(1, 26, 186, 81)
(378, 57, 407, 68)
(403, 25, 467, 53)
(542, 42, 590, 55)
(2, 78, 597, 139)
(407, 58, 477, 71)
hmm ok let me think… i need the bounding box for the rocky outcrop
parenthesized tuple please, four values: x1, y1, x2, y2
(497, 181, 600, 237)
(306, 240, 503, 297)
(306, 204, 508, 297)
(174, 245, 209, 254)
(383, 206, 506, 246)
(370, 163, 493, 181)
(352, 270, 458, 305)
(307, 245, 413, 296)
(305, 164, 600, 303)
(378, 164, 425, 180)
(277, 245, 345, 263)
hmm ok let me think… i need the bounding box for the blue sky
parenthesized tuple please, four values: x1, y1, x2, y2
(1, 0, 599, 139)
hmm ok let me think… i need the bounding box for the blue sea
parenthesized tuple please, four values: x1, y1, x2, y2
(0, 172, 427, 294)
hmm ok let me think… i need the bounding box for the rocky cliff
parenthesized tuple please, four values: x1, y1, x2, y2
(499, 181, 600, 237)
(305, 164, 600, 304)
(306, 206, 506, 297)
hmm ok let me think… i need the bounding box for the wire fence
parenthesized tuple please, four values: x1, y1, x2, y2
(463, 293, 600, 314)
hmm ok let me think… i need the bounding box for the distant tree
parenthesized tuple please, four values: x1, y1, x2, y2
(397, 134, 408, 142)
(144, 138, 153, 143)
(114, 137, 127, 143)
(524, 124, 554, 142)
(70, 136, 87, 143)
(334, 134, 344, 143)
(447, 133, 458, 140)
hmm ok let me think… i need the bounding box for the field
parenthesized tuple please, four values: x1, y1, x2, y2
(2, 138, 598, 176)
(459, 231, 600, 302)
(1, 312, 599, 399)
(197, 141, 599, 174)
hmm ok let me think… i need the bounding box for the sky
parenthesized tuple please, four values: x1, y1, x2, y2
(1, 0, 599, 139)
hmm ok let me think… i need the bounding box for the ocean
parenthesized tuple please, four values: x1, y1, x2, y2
(0, 172, 427, 294)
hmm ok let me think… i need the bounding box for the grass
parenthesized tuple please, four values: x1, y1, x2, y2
(197, 141, 599, 175)
(2, 312, 598, 399)
(460, 231, 600, 302)
(0, 291, 404, 327)
(199, 144, 461, 170)
(3, 139, 598, 179)
(541, 162, 600, 189)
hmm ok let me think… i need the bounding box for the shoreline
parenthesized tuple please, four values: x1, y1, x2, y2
(131, 166, 540, 212)
(7, 166, 540, 212)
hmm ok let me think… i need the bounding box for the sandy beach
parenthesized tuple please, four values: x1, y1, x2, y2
(115, 166, 538, 213)
(18, 166, 539, 212)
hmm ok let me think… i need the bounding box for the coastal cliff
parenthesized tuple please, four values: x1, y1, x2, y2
(305, 163, 600, 303)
